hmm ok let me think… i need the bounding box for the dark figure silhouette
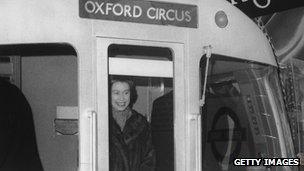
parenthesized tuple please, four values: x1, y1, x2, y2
(0, 78, 43, 171)
(151, 91, 174, 171)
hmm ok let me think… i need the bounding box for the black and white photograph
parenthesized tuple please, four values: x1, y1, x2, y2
(1, 0, 304, 171)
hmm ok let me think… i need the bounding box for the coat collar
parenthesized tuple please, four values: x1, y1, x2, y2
(111, 110, 147, 144)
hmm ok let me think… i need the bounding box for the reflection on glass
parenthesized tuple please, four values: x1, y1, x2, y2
(200, 55, 292, 171)
(277, 58, 304, 156)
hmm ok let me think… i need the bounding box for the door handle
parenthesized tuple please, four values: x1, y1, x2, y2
(88, 110, 97, 171)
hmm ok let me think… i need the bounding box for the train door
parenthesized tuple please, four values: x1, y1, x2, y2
(200, 54, 296, 171)
(96, 38, 185, 170)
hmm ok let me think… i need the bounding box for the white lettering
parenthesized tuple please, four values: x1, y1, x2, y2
(233, 158, 262, 166)
(133, 5, 142, 18)
(113, 3, 123, 16)
(158, 8, 166, 20)
(185, 11, 191, 22)
(268, 159, 276, 165)
(124, 5, 132, 17)
(263, 158, 300, 166)
(147, 8, 192, 23)
(234, 159, 241, 165)
(147, 7, 156, 19)
(155, 8, 159, 19)
(175, 10, 184, 21)
(166, 9, 175, 21)
(83, 2, 195, 25)
(294, 158, 300, 166)
(256, 159, 262, 165)
(85, 1, 95, 13)
(253, 0, 271, 9)
(95, 2, 105, 14)
(106, 3, 113, 15)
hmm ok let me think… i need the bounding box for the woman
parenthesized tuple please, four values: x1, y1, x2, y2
(109, 76, 155, 171)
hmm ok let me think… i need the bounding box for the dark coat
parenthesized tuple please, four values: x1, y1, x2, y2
(0, 78, 43, 171)
(151, 91, 174, 171)
(109, 110, 155, 171)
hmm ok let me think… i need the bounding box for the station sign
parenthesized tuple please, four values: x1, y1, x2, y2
(207, 107, 246, 163)
(227, 0, 304, 18)
(79, 0, 198, 28)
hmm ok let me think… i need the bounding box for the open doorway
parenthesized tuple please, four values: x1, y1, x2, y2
(107, 44, 174, 171)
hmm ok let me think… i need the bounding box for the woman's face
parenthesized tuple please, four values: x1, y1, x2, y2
(111, 81, 131, 111)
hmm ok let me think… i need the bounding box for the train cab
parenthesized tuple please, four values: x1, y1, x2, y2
(0, 0, 299, 171)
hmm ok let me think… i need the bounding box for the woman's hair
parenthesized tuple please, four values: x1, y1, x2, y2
(109, 75, 138, 107)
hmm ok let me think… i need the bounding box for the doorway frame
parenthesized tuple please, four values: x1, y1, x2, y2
(96, 37, 186, 171)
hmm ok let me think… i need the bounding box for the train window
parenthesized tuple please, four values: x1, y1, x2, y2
(21, 54, 78, 171)
(108, 45, 174, 171)
(275, 58, 304, 156)
(0, 44, 78, 171)
(268, 69, 294, 159)
(200, 55, 287, 170)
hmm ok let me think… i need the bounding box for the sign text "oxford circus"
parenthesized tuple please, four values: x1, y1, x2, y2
(79, 0, 198, 28)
